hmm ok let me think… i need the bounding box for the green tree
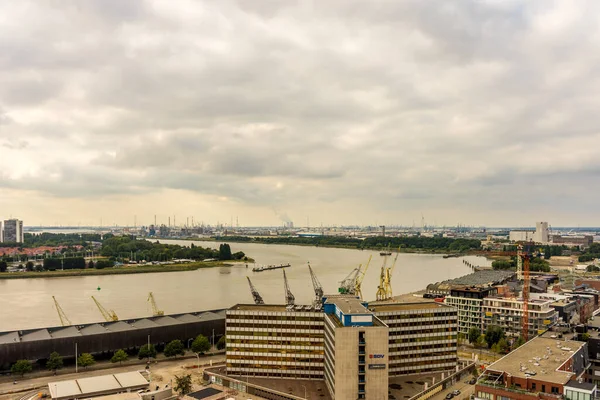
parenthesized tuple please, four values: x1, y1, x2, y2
(25, 261, 34, 271)
(219, 244, 232, 260)
(191, 334, 211, 354)
(11, 360, 32, 377)
(587, 265, 600, 272)
(138, 344, 157, 360)
(174, 374, 193, 395)
(513, 336, 526, 350)
(110, 349, 128, 365)
(77, 353, 95, 369)
(216, 335, 226, 350)
(475, 334, 487, 349)
(0, 260, 7, 272)
(87, 260, 94, 269)
(468, 327, 481, 344)
(164, 340, 185, 358)
(485, 325, 505, 349)
(46, 352, 63, 373)
(495, 337, 510, 354)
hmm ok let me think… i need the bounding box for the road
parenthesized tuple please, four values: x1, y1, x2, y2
(430, 378, 476, 400)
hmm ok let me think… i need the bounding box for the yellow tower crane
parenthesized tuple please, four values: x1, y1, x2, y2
(52, 296, 72, 326)
(355, 255, 372, 300)
(91, 296, 119, 322)
(148, 292, 164, 316)
(375, 255, 390, 301)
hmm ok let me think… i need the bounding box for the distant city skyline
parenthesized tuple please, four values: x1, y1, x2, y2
(2, 1, 600, 227)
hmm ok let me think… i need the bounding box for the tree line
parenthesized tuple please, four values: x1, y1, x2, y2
(216, 235, 482, 252)
(578, 243, 600, 263)
(100, 236, 245, 261)
(491, 256, 551, 272)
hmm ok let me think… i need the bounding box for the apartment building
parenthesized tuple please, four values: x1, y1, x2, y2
(444, 286, 497, 336)
(482, 297, 558, 338)
(1, 219, 23, 243)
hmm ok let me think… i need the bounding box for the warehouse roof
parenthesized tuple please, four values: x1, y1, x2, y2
(0, 331, 19, 344)
(130, 319, 160, 329)
(152, 316, 182, 326)
(21, 329, 51, 342)
(175, 314, 201, 323)
(104, 321, 135, 332)
(49, 371, 149, 400)
(198, 312, 224, 321)
(79, 324, 108, 335)
(51, 326, 82, 339)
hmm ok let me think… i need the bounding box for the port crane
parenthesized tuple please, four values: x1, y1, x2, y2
(338, 255, 372, 298)
(283, 270, 295, 306)
(147, 292, 164, 316)
(246, 277, 264, 305)
(376, 250, 399, 301)
(501, 243, 533, 341)
(308, 263, 323, 304)
(355, 255, 372, 300)
(91, 296, 119, 322)
(52, 296, 71, 326)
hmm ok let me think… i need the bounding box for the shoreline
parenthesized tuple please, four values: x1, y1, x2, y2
(0, 261, 241, 280)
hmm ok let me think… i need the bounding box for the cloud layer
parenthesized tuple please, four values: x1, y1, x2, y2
(1, 0, 600, 227)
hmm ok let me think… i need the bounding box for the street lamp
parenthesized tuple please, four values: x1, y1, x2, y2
(301, 384, 307, 399)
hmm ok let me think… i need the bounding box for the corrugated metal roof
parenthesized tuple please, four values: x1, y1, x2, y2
(79, 324, 108, 335)
(21, 329, 51, 342)
(104, 321, 135, 332)
(174, 314, 201, 323)
(198, 312, 223, 322)
(51, 326, 82, 339)
(130, 319, 160, 329)
(0, 331, 19, 344)
(152, 316, 183, 326)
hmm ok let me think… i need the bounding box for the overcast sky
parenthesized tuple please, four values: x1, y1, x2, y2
(1, 1, 599, 228)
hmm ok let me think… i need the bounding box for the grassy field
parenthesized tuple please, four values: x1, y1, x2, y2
(0, 261, 232, 279)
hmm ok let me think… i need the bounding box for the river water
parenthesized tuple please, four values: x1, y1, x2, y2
(0, 240, 490, 331)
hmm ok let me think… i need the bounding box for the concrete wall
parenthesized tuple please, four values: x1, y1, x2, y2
(334, 328, 359, 400)
(365, 326, 389, 400)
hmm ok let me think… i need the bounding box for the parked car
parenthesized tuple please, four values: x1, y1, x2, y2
(469, 378, 477, 385)
(452, 390, 461, 396)
(445, 394, 454, 399)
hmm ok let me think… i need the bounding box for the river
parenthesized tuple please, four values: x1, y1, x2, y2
(0, 240, 490, 331)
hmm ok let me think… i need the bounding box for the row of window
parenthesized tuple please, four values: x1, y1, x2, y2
(227, 330, 324, 338)
(228, 338, 324, 346)
(227, 348, 324, 355)
(227, 314, 322, 322)
(227, 322, 324, 330)
(227, 355, 324, 363)
(226, 363, 324, 371)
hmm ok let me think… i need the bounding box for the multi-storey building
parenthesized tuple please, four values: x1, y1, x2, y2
(1, 219, 24, 243)
(482, 296, 558, 338)
(226, 304, 325, 380)
(444, 286, 497, 336)
(475, 336, 592, 400)
(226, 296, 459, 399)
(369, 301, 458, 376)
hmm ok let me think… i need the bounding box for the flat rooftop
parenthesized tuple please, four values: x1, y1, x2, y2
(48, 371, 149, 400)
(228, 304, 320, 312)
(325, 296, 369, 315)
(485, 336, 585, 385)
(369, 301, 453, 313)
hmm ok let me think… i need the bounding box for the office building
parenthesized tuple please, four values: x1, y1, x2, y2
(369, 301, 458, 376)
(482, 296, 558, 338)
(1, 219, 24, 243)
(444, 286, 497, 336)
(226, 296, 458, 399)
(475, 336, 591, 400)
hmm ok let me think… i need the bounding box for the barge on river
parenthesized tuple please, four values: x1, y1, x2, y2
(252, 263, 291, 272)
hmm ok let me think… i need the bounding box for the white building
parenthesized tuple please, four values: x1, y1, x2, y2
(1, 219, 24, 243)
(509, 221, 549, 244)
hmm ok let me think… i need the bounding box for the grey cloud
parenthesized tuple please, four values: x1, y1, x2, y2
(2, 0, 600, 225)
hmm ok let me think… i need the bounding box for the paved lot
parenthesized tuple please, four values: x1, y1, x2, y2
(430, 378, 476, 400)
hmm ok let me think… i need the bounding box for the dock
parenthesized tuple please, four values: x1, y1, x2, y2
(252, 263, 291, 272)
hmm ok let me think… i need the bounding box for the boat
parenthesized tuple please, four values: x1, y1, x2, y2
(380, 251, 392, 256)
(252, 263, 291, 272)
(443, 254, 460, 259)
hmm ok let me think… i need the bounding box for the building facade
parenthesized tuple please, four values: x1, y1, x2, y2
(369, 302, 458, 376)
(226, 304, 325, 380)
(1, 219, 23, 243)
(444, 287, 497, 336)
(482, 297, 558, 338)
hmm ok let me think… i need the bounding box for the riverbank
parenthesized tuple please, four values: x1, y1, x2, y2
(0, 261, 241, 280)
